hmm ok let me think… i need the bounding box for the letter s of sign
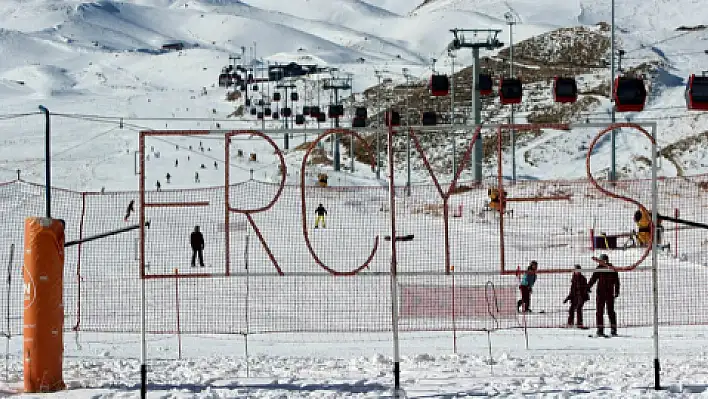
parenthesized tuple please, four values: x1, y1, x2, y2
(586, 123, 656, 272)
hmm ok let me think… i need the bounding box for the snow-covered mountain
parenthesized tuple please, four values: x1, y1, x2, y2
(0, 0, 706, 190)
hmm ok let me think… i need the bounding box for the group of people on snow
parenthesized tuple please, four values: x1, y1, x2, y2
(518, 254, 621, 337)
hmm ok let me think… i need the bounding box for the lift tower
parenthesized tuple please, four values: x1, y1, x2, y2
(449, 28, 504, 182)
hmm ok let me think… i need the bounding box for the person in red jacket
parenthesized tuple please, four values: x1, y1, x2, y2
(564, 264, 590, 328)
(588, 254, 620, 337)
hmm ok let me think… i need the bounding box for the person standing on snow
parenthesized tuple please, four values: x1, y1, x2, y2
(588, 254, 620, 337)
(190, 226, 205, 267)
(564, 264, 590, 328)
(517, 260, 538, 312)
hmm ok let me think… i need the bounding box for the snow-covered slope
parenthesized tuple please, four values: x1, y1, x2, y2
(0, 0, 706, 189)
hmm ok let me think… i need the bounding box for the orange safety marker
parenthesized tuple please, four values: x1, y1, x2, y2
(23, 217, 65, 393)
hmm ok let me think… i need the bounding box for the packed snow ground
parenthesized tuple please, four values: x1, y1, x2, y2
(2, 327, 708, 397)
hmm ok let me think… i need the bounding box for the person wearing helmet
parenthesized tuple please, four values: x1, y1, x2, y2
(588, 254, 620, 336)
(314, 203, 328, 229)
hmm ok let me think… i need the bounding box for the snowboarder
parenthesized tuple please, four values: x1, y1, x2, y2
(517, 260, 538, 313)
(190, 225, 205, 267)
(166, 173, 171, 183)
(564, 264, 590, 328)
(124, 200, 135, 222)
(588, 254, 620, 337)
(314, 203, 327, 229)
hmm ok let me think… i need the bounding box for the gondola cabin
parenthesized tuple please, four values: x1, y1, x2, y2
(252, 84, 258, 91)
(479, 73, 493, 96)
(355, 107, 367, 119)
(295, 114, 305, 125)
(553, 77, 578, 103)
(422, 111, 437, 126)
(257, 111, 264, 119)
(291, 92, 299, 102)
(250, 108, 257, 116)
(303, 106, 311, 116)
(218, 73, 229, 87)
(272, 112, 279, 120)
(282, 107, 292, 118)
(317, 112, 326, 122)
(499, 77, 522, 105)
(352, 117, 366, 128)
(385, 111, 401, 127)
(264, 108, 272, 117)
(430, 74, 450, 97)
(245, 99, 251, 107)
(685, 74, 708, 111)
(613, 76, 647, 112)
(310, 106, 321, 118)
(328, 105, 344, 118)
(273, 92, 281, 101)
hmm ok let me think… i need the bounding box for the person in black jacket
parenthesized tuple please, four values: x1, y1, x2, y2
(314, 204, 327, 229)
(564, 264, 590, 328)
(190, 225, 205, 267)
(588, 254, 620, 336)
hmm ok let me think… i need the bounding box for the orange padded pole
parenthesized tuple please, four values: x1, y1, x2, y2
(23, 217, 65, 393)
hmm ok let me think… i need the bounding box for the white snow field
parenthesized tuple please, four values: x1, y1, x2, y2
(1, 0, 708, 397)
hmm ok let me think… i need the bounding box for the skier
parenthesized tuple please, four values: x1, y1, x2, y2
(175, 159, 179, 167)
(588, 254, 620, 337)
(517, 260, 538, 313)
(156, 180, 161, 191)
(194, 171, 200, 183)
(190, 226, 205, 267)
(488, 187, 507, 212)
(564, 264, 590, 328)
(214, 161, 218, 170)
(124, 200, 135, 222)
(314, 203, 327, 229)
(166, 173, 171, 183)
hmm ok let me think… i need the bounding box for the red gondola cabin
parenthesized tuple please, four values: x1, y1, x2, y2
(385, 111, 401, 126)
(685, 74, 708, 111)
(422, 111, 437, 126)
(499, 77, 522, 105)
(430, 74, 450, 97)
(553, 77, 578, 103)
(613, 76, 646, 112)
(478, 73, 493, 96)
